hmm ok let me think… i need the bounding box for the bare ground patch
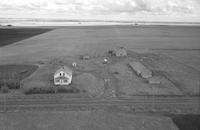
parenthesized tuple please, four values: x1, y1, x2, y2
(109, 60, 182, 96)
(139, 52, 200, 95)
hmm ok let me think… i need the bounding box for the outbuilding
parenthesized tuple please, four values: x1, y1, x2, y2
(129, 61, 152, 79)
(54, 66, 72, 85)
(113, 47, 127, 57)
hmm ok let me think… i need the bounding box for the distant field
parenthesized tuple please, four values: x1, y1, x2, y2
(0, 28, 52, 47)
(0, 25, 200, 64)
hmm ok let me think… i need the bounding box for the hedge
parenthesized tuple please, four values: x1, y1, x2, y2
(24, 86, 80, 95)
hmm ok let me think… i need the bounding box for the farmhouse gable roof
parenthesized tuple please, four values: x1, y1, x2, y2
(54, 66, 72, 76)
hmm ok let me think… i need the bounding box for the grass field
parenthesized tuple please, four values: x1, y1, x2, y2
(0, 25, 199, 130)
(109, 61, 183, 96)
(0, 25, 199, 96)
(140, 53, 200, 95)
(0, 110, 178, 130)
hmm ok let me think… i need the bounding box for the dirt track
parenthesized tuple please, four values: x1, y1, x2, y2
(0, 95, 199, 114)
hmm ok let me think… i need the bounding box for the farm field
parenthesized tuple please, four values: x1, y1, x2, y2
(138, 52, 200, 95)
(0, 25, 200, 64)
(0, 27, 52, 47)
(0, 25, 199, 96)
(109, 61, 183, 96)
(0, 65, 38, 94)
(0, 110, 179, 130)
(155, 50, 200, 72)
(0, 25, 199, 130)
(0, 64, 38, 80)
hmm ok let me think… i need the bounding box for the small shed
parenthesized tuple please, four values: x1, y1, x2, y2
(54, 66, 72, 85)
(113, 47, 127, 57)
(81, 55, 90, 60)
(147, 76, 161, 84)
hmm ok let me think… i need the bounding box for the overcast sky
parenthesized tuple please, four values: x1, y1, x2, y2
(0, 0, 200, 22)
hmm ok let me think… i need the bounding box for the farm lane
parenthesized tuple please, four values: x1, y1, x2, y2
(0, 96, 199, 114)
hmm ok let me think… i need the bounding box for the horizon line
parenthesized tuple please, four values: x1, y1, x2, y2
(1, 18, 200, 24)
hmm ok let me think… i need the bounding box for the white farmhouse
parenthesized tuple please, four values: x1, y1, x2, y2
(54, 66, 72, 85)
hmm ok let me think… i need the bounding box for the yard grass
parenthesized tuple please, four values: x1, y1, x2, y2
(109, 61, 182, 96)
(21, 59, 105, 96)
(139, 52, 200, 95)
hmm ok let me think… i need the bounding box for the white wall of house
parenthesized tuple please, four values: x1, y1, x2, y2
(54, 71, 72, 85)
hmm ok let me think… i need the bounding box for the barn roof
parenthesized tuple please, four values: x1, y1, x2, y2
(129, 61, 152, 79)
(54, 66, 72, 76)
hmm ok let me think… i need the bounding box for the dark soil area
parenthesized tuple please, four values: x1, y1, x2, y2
(0, 65, 38, 92)
(0, 28, 52, 47)
(170, 115, 200, 130)
(0, 64, 38, 80)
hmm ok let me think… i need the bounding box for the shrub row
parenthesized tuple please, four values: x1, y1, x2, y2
(0, 79, 20, 89)
(24, 87, 55, 94)
(24, 86, 80, 95)
(56, 87, 80, 93)
(0, 85, 10, 93)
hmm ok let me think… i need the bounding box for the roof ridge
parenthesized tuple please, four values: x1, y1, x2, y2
(54, 65, 72, 75)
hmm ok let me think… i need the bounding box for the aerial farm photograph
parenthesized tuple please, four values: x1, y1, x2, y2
(0, 0, 200, 130)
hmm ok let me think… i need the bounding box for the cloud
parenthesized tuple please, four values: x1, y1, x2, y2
(0, 0, 200, 21)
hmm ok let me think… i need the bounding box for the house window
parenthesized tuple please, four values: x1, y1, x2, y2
(56, 79, 60, 82)
(63, 73, 65, 76)
(63, 79, 68, 83)
(60, 73, 62, 76)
